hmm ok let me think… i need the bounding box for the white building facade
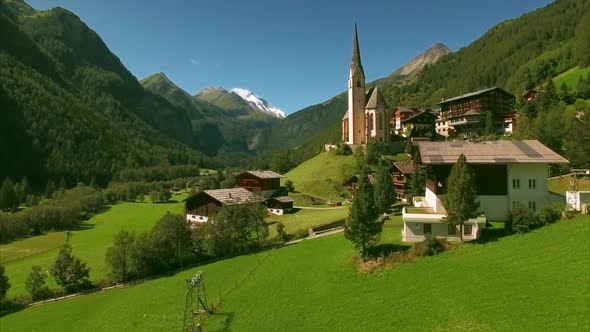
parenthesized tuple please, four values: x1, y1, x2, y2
(402, 140, 568, 242)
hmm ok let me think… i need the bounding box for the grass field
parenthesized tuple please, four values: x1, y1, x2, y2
(553, 66, 590, 91)
(2, 215, 587, 331)
(0, 195, 186, 297)
(266, 207, 349, 236)
(282, 152, 355, 202)
(548, 175, 590, 195)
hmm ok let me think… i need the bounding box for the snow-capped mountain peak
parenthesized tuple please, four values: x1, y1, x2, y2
(231, 88, 286, 119)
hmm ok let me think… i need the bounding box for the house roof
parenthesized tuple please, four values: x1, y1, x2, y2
(239, 170, 283, 179)
(271, 196, 295, 203)
(342, 111, 349, 120)
(204, 188, 260, 205)
(365, 86, 387, 109)
(418, 140, 568, 165)
(437, 87, 514, 105)
(401, 109, 434, 124)
(392, 161, 415, 174)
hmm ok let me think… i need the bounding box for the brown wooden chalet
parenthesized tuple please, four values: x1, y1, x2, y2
(266, 196, 295, 211)
(390, 161, 415, 201)
(235, 170, 283, 193)
(437, 87, 515, 137)
(185, 188, 260, 221)
(400, 109, 436, 138)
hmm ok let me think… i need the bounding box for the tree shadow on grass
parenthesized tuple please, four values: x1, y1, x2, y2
(471, 223, 510, 244)
(368, 243, 411, 258)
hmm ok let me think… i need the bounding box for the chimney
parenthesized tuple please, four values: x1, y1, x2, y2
(228, 193, 232, 198)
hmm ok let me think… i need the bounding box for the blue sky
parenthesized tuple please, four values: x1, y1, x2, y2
(28, 0, 553, 114)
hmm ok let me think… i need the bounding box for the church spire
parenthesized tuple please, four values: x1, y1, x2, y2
(352, 21, 361, 65)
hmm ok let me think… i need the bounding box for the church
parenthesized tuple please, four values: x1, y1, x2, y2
(342, 23, 392, 145)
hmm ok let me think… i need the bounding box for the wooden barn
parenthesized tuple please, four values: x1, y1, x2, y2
(235, 170, 283, 194)
(266, 196, 295, 216)
(184, 188, 259, 225)
(390, 161, 415, 202)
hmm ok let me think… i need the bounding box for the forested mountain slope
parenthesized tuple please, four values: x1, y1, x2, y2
(0, 1, 205, 187)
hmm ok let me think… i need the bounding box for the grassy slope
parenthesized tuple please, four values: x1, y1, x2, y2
(548, 175, 590, 195)
(553, 66, 590, 91)
(282, 152, 355, 201)
(0, 196, 185, 297)
(2, 216, 588, 331)
(266, 207, 349, 236)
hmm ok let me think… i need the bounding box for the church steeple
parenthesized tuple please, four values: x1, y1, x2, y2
(350, 21, 365, 78)
(352, 21, 362, 65)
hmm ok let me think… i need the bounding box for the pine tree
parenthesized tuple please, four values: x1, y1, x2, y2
(575, 13, 590, 67)
(344, 174, 381, 261)
(441, 154, 480, 242)
(0, 178, 16, 211)
(374, 162, 395, 214)
(45, 179, 56, 198)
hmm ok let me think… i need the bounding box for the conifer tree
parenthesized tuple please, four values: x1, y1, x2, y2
(374, 162, 395, 214)
(441, 154, 480, 242)
(344, 174, 381, 261)
(0, 178, 16, 211)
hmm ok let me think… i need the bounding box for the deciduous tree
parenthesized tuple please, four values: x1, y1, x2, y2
(441, 154, 480, 242)
(26, 265, 50, 300)
(0, 263, 10, 300)
(105, 230, 136, 282)
(50, 242, 90, 293)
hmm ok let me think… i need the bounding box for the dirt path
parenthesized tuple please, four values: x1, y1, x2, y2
(294, 206, 347, 210)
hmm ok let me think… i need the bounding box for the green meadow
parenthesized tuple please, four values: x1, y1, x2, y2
(282, 152, 356, 202)
(548, 175, 590, 195)
(0, 195, 186, 297)
(553, 66, 590, 91)
(266, 207, 349, 236)
(2, 215, 587, 331)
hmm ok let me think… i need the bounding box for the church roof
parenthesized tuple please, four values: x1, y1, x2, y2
(365, 86, 387, 109)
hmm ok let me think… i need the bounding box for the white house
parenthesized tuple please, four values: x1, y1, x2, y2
(402, 140, 568, 242)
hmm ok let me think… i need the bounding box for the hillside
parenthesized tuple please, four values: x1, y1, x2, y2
(258, 0, 590, 155)
(0, 0, 207, 186)
(1, 215, 587, 331)
(282, 151, 356, 201)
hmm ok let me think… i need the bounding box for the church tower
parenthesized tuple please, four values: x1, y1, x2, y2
(345, 22, 366, 145)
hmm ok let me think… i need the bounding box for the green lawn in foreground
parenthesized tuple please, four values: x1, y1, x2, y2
(266, 207, 349, 236)
(282, 152, 355, 202)
(2, 215, 587, 331)
(549, 175, 590, 195)
(0, 195, 186, 297)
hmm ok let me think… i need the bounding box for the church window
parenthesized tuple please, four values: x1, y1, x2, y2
(356, 80, 361, 87)
(378, 113, 383, 130)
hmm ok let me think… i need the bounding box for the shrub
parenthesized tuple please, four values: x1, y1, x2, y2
(284, 180, 295, 193)
(508, 203, 538, 234)
(334, 143, 353, 156)
(413, 234, 445, 256)
(276, 222, 289, 243)
(293, 228, 309, 240)
(538, 203, 562, 225)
